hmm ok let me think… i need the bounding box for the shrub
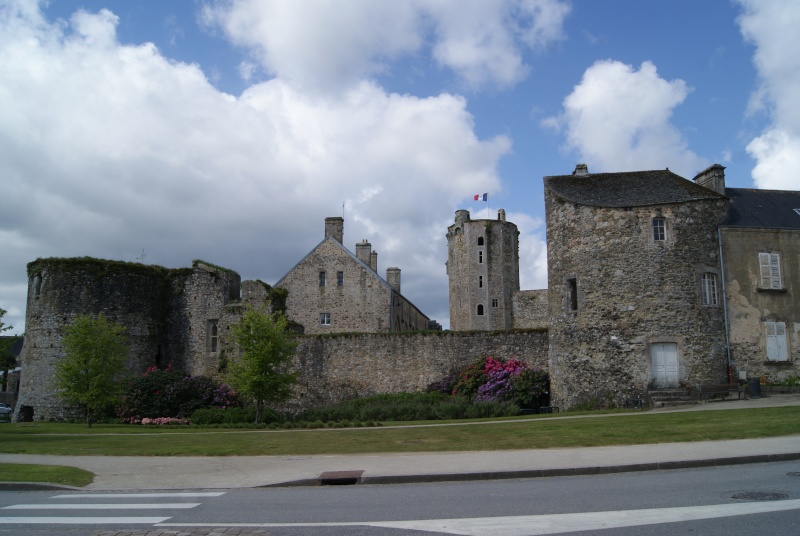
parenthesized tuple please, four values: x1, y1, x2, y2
(191, 407, 276, 425)
(119, 365, 240, 422)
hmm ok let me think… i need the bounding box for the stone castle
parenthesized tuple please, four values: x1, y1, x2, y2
(13, 163, 800, 419)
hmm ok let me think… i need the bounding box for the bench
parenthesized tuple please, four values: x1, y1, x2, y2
(699, 383, 743, 401)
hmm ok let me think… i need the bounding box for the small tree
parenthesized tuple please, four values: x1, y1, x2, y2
(0, 307, 20, 390)
(228, 306, 297, 423)
(54, 314, 129, 427)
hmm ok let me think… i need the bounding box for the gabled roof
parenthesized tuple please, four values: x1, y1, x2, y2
(274, 237, 429, 320)
(275, 236, 386, 288)
(544, 169, 725, 208)
(723, 188, 800, 229)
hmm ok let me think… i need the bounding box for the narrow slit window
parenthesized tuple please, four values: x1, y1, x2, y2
(208, 320, 219, 352)
(337, 271, 344, 286)
(478, 251, 483, 264)
(568, 278, 578, 311)
(479, 275, 483, 288)
(319, 271, 326, 287)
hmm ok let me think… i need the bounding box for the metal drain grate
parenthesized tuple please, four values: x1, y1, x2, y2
(731, 491, 789, 501)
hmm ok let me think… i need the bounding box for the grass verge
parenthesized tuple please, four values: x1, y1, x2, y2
(0, 407, 798, 457)
(0, 463, 94, 487)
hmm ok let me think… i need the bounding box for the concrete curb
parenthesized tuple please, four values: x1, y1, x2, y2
(0, 482, 83, 491)
(261, 451, 800, 488)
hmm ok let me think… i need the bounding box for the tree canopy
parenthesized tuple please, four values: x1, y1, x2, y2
(54, 313, 129, 427)
(227, 306, 297, 423)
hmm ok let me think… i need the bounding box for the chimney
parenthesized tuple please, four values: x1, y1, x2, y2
(370, 251, 378, 272)
(498, 208, 506, 222)
(325, 217, 344, 243)
(573, 163, 589, 176)
(693, 164, 726, 195)
(386, 267, 401, 294)
(356, 239, 372, 266)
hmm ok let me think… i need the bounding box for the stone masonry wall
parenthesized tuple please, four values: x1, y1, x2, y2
(512, 289, 548, 329)
(545, 190, 729, 409)
(286, 329, 549, 412)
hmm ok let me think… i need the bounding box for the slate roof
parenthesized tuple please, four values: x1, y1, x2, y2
(723, 188, 800, 229)
(543, 169, 725, 208)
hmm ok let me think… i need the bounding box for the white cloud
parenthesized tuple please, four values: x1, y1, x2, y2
(201, 0, 570, 91)
(737, 0, 800, 189)
(0, 1, 514, 332)
(544, 60, 705, 177)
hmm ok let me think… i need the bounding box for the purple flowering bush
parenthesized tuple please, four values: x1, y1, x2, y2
(118, 364, 240, 423)
(444, 356, 549, 409)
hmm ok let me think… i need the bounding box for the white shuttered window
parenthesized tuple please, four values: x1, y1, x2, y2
(765, 321, 788, 361)
(759, 252, 782, 289)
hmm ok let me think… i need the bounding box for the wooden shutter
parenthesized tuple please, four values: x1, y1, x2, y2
(759, 253, 771, 287)
(769, 253, 782, 289)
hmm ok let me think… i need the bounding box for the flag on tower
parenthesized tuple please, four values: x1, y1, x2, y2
(474, 193, 488, 201)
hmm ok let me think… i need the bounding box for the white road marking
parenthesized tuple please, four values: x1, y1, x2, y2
(158, 499, 800, 535)
(4, 503, 200, 510)
(51, 492, 225, 498)
(0, 516, 171, 524)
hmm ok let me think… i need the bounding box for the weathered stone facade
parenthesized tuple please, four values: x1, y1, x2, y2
(276, 218, 429, 334)
(447, 209, 520, 330)
(544, 167, 730, 408)
(511, 290, 549, 329)
(719, 187, 800, 383)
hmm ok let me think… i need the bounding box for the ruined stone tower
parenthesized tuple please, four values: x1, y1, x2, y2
(447, 209, 520, 330)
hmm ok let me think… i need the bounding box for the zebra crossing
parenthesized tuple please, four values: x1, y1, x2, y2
(0, 491, 225, 525)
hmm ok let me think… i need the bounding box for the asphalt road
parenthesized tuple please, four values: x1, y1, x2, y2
(1, 460, 799, 535)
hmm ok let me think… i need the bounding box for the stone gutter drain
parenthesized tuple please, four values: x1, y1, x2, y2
(318, 470, 364, 486)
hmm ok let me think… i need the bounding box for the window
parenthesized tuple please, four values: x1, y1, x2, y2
(492, 299, 499, 308)
(652, 217, 666, 241)
(319, 313, 331, 325)
(701, 273, 718, 306)
(478, 251, 483, 263)
(759, 253, 783, 289)
(337, 271, 344, 286)
(567, 278, 578, 311)
(319, 271, 326, 287)
(207, 320, 219, 352)
(765, 321, 788, 361)
(477, 237, 484, 246)
(477, 304, 484, 316)
(479, 275, 483, 288)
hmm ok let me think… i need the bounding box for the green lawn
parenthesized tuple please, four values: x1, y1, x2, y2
(1, 406, 798, 457)
(0, 463, 94, 487)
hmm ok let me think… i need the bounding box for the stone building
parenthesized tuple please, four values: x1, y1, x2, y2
(543, 165, 730, 408)
(718, 181, 800, 383)
(276, 217, 430, 334)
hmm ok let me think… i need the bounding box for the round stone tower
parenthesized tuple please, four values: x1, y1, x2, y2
(447, 209, 519, 331)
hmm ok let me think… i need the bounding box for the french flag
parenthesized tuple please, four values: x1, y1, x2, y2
(474, 193, 487, 201)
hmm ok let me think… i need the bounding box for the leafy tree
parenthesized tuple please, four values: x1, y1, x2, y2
(54, 314, 129, 427)
(0, 307, 20, 390)
(227, 306, 297, 423)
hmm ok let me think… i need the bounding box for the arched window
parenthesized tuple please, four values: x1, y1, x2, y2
(477, 304, 484, 316)
(477, 237, 484, 246)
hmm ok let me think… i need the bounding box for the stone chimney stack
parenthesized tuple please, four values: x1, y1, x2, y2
(386, 267, 401, 294)
(370, 251, 378, 272)
(325, 217, 344, 243)
(356, 239, 372, 266)
(693, 164, 726, 195)
(498, 208, 506, 222)
(573, 163, 589, 176)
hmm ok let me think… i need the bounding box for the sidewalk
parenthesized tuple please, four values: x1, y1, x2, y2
(1, 394, 799, 491)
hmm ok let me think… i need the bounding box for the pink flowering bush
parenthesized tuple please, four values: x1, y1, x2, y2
(443, 356, 549, 409)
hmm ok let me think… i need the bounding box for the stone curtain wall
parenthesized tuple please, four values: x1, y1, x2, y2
(287, 329, 549, 412)
(545, 191, 729, 409)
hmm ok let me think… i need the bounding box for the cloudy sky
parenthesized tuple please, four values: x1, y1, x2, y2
(1, 0, 798, 334)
